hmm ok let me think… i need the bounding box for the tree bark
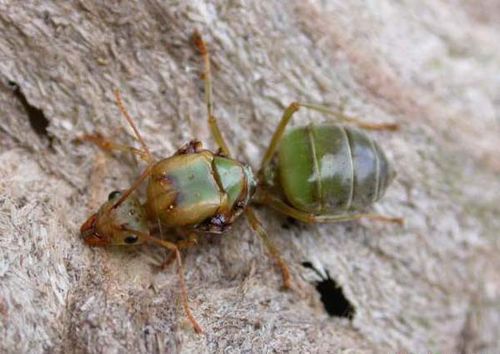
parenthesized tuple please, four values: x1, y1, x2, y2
(1, 1, 499, 352)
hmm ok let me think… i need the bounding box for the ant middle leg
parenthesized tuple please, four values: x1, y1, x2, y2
(192, 31, 232, 157)
(245, 208, 292, 289)
(144, 234, 204, 334)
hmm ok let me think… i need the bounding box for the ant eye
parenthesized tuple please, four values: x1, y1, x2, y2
(124, 235, 138, 244)
(108, 190, 122, 201)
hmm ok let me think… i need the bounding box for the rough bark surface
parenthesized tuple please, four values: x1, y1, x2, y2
(1, 1, 499, 353)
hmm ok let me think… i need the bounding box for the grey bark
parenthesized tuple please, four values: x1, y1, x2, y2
(1, 1, 499, 353)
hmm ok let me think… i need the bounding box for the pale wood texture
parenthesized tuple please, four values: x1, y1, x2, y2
(1, 1, 499, 352)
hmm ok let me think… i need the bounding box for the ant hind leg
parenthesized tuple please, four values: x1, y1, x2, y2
(259, 101, 399, 175)
(259, 102, 300, 174)
(299, 102, 399, 131)
(259, 192, 404, 225)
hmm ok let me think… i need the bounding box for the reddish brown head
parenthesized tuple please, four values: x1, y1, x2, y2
(80, 213, 111, 246)
(80, 191, 149, 247)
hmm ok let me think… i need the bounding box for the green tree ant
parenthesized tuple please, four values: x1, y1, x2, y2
(80, 31, 402, 334)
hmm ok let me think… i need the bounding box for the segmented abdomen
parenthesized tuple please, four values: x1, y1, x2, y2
(277, 124, 394, 213)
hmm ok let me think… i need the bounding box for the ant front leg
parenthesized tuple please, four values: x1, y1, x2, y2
(144, 234, 204, 334)
(81, 90, 159, 233)
(79, 89, 155, 164)
(79, 133, 151, 162)
(159, 232, 199, 270)
(192, 31, 232, 157)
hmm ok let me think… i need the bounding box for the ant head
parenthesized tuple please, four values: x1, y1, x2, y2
(81, 190, 149, 247)
(80, 212, 108, 246)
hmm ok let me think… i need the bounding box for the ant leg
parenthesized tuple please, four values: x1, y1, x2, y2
(80, 90, 156, 162)
(159, 251, 177, 269)
(93, 89, 161, 209)
(192, 31, 231, 157)
(299, 102, 399, 131)
(144, 234, 204, 334)
(245, 208, 292, 289)
(159, 233, 199, 270)
(79, 133, 151, 162)
(259, 103, 300, 174)
(178, 232, 199, 248)
(110, 162, 155, 209)
(258, 192, 404, 225)
(259, 101, 398, 174)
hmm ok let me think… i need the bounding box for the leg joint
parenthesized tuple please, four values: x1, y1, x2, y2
(289, 102, 300, 112)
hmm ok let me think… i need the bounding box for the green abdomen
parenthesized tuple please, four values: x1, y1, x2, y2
(277, 124, 393, 213)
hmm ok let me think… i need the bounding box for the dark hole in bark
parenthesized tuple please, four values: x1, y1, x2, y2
(8, 80, 52, 145)
(302, 261, 355, 319)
